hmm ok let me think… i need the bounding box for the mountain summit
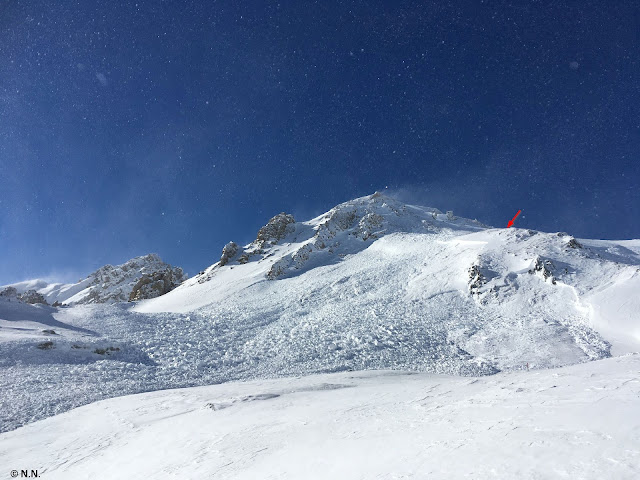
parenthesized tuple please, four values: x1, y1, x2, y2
(137, 193, 639, 373)
(198, 192, 487, 284)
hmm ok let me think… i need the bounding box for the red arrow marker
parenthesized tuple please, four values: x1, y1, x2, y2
(507, 210, 521, 228)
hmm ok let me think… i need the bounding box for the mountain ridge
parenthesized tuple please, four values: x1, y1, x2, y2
(136, 192, 639, 367)
(1, 192, 639, 433)
(2, 253, 186, 305)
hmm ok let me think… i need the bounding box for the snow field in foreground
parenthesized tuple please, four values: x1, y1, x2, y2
(1, 354, 638, 479)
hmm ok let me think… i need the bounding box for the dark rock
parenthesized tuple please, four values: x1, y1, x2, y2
(529, 257, 556, 284)
(468, 264, 487, 294)
(128, 267, 186, 302)
(36, 341, 54, 350)
(0, 287, 18, 298)
(94, 346, 120, 355)
(356, 213, 384, 240)
(220, 241, 240, 266)
(18, 290, 48, 305)
(567, 238, 583, 249)
(255, 213, 295, 246)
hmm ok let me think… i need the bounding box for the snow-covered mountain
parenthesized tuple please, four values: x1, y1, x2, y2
(1, 254, 186, 305)
(138, 192, 640, 362)
(1, 193, 639, 437)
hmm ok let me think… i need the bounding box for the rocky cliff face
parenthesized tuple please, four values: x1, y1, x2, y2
(17, 290, 49, 305)
(79, 254, 186, 304)
(128, 267, 186, 302)
(2, 254, 187, 305)
(255, 213, 296, 247)
(219, 242, 240, 266)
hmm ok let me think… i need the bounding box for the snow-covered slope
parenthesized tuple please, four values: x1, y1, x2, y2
(2, 254, 186, 305)
(137, 192, 639, 359)
(2, 354, 638, 479)
(1, 193, 638, 434)
(140, 193, 487, 312)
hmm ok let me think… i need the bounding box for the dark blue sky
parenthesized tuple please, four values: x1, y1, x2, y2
(1, 0, 639, 283)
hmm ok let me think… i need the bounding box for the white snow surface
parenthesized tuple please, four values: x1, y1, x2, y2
(2, 354, 639, 479)
(1, 192, 639, 467)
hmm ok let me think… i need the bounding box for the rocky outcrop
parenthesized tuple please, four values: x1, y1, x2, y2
(1, 287, 49, 305)
(529, 257, 556, 284)
(468, 264, 487, 294)
(201, 214, 296, 278)
(69, 254, 186, 304)
(128, 267, 186, 302)
(6, 253, 191, 305)
(557, 233, 583, 250)
(255, 213, 295, 246)
(355, 212, 384, 241)
(0, 287, 18, 298)
(566, 237, 583, 249)
(1, 286, 49, 304)
(219, 242, 240, 266)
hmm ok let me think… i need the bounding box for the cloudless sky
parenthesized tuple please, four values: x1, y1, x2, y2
(1, 0, 639, 284)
